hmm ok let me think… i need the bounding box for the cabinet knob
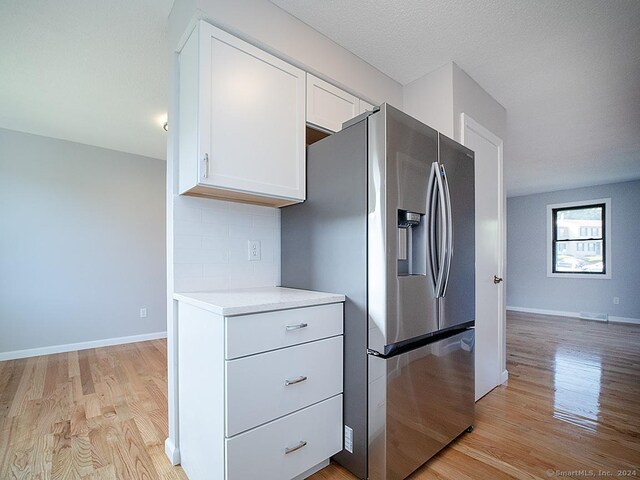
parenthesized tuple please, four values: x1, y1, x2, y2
(493, 275, 503, 284)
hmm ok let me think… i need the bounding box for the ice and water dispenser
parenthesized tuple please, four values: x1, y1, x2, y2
(397, 210, 427, 276)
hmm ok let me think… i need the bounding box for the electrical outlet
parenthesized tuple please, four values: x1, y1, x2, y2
(248, 240, 261, 261)
(613, 297, 620, 305)
(140, 308, 147, 318)
(344, 425, 353, 453)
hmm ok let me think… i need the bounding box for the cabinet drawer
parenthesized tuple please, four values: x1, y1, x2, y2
(225, 303, 343, 359)
(225, 395, 342, 480)
(226, 336, 343, 437)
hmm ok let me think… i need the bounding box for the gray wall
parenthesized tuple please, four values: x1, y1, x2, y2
(0, 128, 166, 355)
(507, 180, 640, 319)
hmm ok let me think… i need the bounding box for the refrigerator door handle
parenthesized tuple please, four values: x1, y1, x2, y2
(434, 163, 448, 298)
(426, 162, 439, 294)
(439, 164, 454, 296)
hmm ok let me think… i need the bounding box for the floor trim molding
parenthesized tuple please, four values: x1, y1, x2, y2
(0, 331, 168, 361)
(507, 306, 640, 325)
(500, 369, 509, 384)
(165, 437, 181, 465)
(609, 316, 640, 325)
(507, 305, 579, 318)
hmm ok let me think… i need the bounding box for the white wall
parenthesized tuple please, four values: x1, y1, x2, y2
(507, 180, 640, 322)
(452, 63, 507, 142)
(169, 0, 403, 107)
(403, 61, 507, 142)
(403, 63, 454, 137)
(0, 128, 166, 359)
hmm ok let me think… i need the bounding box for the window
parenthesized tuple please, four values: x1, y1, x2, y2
(547, 198, 611, 278)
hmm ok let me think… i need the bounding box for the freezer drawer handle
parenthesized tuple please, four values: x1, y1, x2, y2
(285, 323, 308, 331)
(285, 440, 307, 454)
(284, 375, 308, 386)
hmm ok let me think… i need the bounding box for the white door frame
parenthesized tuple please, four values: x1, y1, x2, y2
(460, 113, 508, 385)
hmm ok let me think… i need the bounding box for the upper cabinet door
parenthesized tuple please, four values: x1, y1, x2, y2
(179, 21, 306, 206)
(306, 74, 359, 133)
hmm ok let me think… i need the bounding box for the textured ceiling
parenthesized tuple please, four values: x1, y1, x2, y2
(0, 0, 173, 160)
(271, 0, 640, 196)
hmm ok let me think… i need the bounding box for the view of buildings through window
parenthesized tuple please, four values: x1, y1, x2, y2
(552, 204, 605, 274)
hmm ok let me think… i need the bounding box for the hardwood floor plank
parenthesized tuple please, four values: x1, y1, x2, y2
(78, 350, 96, 396)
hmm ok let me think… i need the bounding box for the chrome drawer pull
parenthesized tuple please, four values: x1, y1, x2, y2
(285, 323, 308, 331)
(284, 375, 307, 386)
(284, 440, 307, 455)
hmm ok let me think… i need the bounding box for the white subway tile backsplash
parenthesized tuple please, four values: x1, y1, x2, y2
(174, 263, 204, 279)
(252, 214, 278, 229)
(174, 203, 202, 223)
(253, 261, 279, 286)
(175, 247, 228, 264)
(202, 234, 228, 251)
(173, 195, 280, 293)
(202, 207, 228, 225)
(203, 263, 229, 279)
(174, 234, 203, 249)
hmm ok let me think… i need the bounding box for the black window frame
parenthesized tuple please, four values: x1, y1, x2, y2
(551, 202, 606, 275)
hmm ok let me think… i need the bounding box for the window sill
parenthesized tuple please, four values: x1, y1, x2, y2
(547, 272, 611, 280)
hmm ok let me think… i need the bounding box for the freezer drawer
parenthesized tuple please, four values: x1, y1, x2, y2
(368, 329, 474, 480)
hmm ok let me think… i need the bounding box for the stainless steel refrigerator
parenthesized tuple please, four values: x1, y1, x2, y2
(281, 104, 475, 480)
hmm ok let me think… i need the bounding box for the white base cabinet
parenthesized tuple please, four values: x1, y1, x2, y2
(177, 299, 344, 480)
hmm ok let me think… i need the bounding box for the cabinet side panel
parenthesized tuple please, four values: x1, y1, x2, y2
(281, 121, 368, 478)
(177, 303, 225, 479)
(178, 27, 200, 194)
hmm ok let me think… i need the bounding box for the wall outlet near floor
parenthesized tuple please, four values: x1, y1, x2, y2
(248, 240, 261, 261)
(139, 308, 148, 318)
(613, 297, 620, 305)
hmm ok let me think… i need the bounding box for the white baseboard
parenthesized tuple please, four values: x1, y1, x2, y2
(506, 306, 579, 318)
(500, 369, 509, 384)
(165, 437, 181, 465)
(507, 306, 640, 326)
(609, 316, 640, 325)
(0, 331, 167, 361)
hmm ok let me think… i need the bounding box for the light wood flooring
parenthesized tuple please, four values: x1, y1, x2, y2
(311, 312, 640, 479)
(1, 312, 639, 479)
(0, 340, 187, 479)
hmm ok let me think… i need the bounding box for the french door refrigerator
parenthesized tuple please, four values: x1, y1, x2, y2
(281, 104, 475, 480)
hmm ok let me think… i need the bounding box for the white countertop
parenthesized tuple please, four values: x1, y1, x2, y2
(173, 287, 345, 316)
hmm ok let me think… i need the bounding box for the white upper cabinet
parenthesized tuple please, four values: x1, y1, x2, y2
(306, 74, 359, 133)
(178, 21, 306, 207)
